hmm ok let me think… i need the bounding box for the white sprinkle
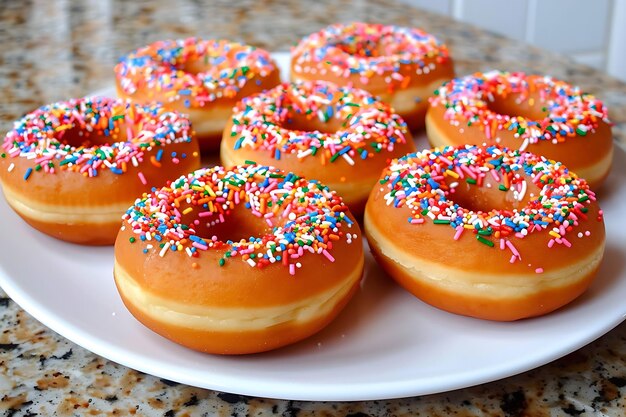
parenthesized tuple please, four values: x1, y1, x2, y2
(159, 242, 171, 257)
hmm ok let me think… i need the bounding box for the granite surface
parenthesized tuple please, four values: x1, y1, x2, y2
(1, 0, 626, 415)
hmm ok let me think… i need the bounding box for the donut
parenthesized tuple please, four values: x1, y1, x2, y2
(364, 144, 605, 321)
(115, 37, 281, 151)
(0, 96, 200, 245)
(114, 164, 364, 354)
(426, 71, 613, 188)
(220, 80, 416, 214)
(291, 22, 454, 131)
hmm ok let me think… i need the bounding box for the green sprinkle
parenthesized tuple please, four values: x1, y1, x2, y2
(129, 237, 136, 243)
(219, 258, 225, 266)
(476, 235, 494, 247)
(466, 178, 477, 185)
(576, 127, 587, 136)
(433, 219, 450, 225)
(578, 195, 589, 203)
(244, 160, 257, 165)
(499, 184, 508, 191)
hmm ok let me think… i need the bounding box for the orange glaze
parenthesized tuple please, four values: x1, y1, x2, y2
(220, 80, 416, 215)
(426, 71, 613, 189)
(0, 97, 200, 245)
(364, 145, 606, 321)
(291, 22, 454, 131)
(115, 38, 281, 152)
(113, 165, 364, 354)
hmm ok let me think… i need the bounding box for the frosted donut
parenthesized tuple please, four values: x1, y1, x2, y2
(364, 144, 605, 321)
(115, 38, 281, 151)
(291, 22, 454, 130)
(114, 164, 364, 354)
(426, 71, 613, 188)
(220, 80, 415, 214)
(0, 97, 200, 245)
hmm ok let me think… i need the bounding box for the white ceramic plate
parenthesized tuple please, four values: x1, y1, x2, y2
(1, 52, 625, 401)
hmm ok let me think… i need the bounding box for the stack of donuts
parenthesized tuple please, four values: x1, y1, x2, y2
(0, 21, 613, 355)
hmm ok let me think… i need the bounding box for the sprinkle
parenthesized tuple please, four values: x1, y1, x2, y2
(159, 242, 171, 257)
(226, 80, 410, 166)
(23, 167, 33, 180)
(121, 165, 352, 275)
(115, 38, 278, 106)
(382, 144, 597, 267)
(1, 97, 193, 181)
(429, 71, 610, 147)
(292, 22, 451, 89)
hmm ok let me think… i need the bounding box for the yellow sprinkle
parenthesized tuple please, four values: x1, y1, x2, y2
(549, 230, 561, 239)
(182, 207, 193, 215)
(445, 169, 459, 179)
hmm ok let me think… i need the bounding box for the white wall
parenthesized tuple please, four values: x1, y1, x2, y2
(401, 0, 626, 82)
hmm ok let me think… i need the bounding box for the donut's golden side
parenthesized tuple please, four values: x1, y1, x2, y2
(116, 69, 281, 151)
(220, 121, 416, 216)
(291, 56, 454, 131)
(425, 94, 614, 189)
(0, 140, 200, 245)
(363, 181, 606, 321)
(113, 212, 365, 354)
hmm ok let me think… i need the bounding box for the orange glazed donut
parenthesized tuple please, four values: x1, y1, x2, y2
(426, 71, 613, 188)
(0, 97, 200, 245)
(115, 38, 281, 151)
(291, 22, 454, 131)
(364, 144, 605, 321)
(221, 80, 415, 214)
(114, 164, 364, 354)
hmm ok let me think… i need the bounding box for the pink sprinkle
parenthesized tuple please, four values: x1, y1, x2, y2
(289, 264, 295, 275)
(410, 218, 425, 224)
(265, 218, 273, 227)
(535, 268, 544, 274)
(192, 242, 208, 250)
(509, 255, 517, 263)
(172, 158, 180, 164)
(585, 231, 591, 236)
(322, 249, 335, 262)
(138, 172, 147, 185)
(561, 238, 572, 248)
(505, 240, 521, 259)
(198, 211, 212, 217)
(548, 239, 555, 248)
(499, 238, 505, 250)
(453, 226, 463, 240)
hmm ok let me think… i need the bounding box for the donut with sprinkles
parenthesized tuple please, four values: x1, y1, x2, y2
(291, 22, 454, 130)
(220, 80, 415, 214)
(0, 96, 200, 245)
(114, 164, 364, 354)
(115, 38, 281, 151)
(427, 71, 613, 188)
(364, 144, 605, 321)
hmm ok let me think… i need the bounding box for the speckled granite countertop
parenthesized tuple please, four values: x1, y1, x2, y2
(1, 1, 626, 416)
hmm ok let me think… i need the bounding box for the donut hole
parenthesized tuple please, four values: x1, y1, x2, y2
(180, 59, 218, 75)
(333, 34, 405, 58)
(446, 173, 541, 213)
(180, 203, 279, 244)
(486, 93, 549, 121)
(58, 124, 128, 148)
(282, 111, 339, 134)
